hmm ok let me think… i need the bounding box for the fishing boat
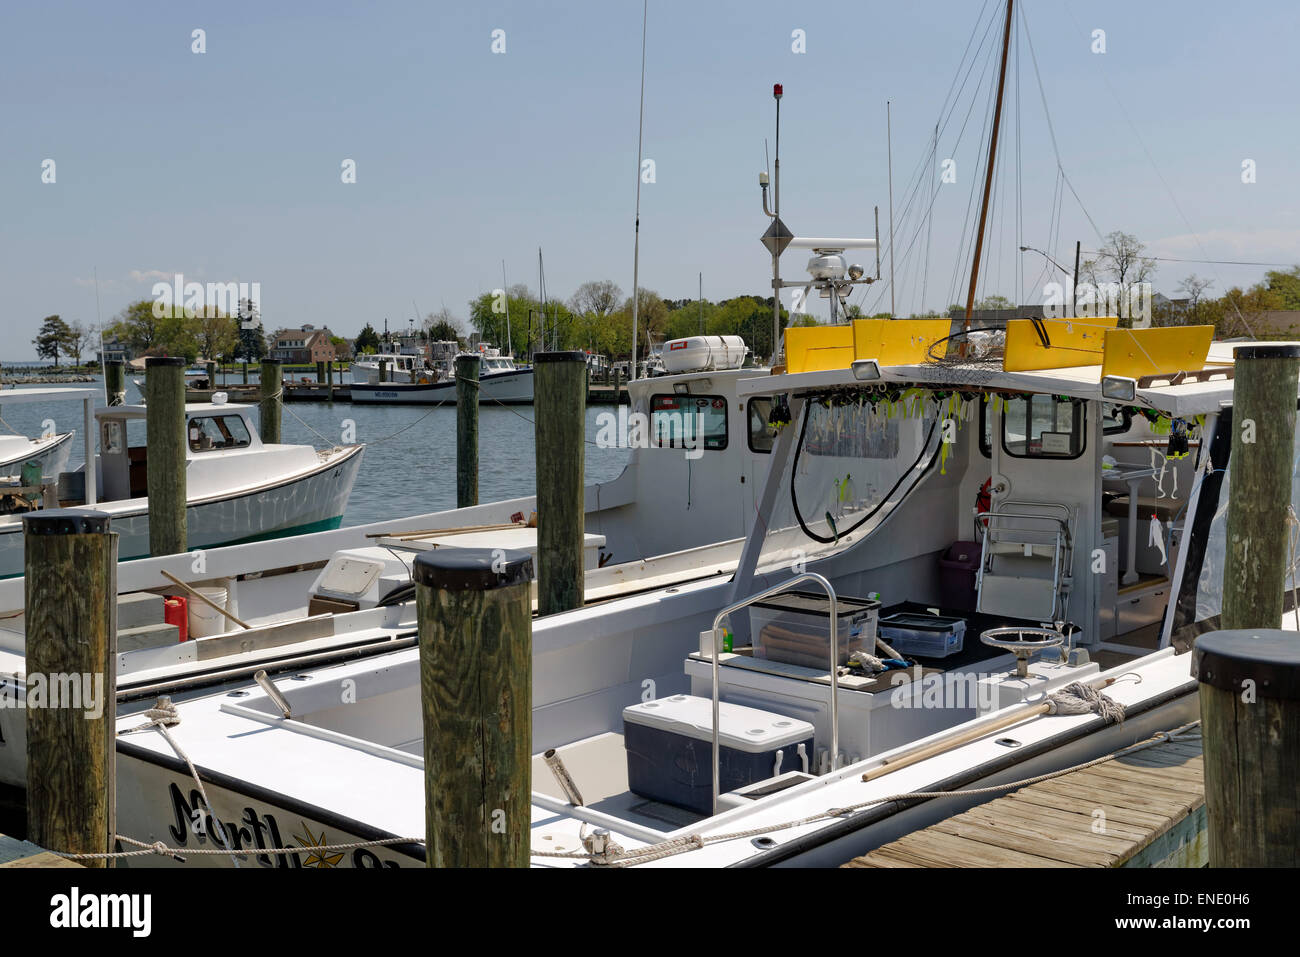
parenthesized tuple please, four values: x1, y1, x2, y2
(351, 346, 534, 405)
(102, 316, 1263, 868)
(0, 398, 363, 580)
(0, 431, 74, 481)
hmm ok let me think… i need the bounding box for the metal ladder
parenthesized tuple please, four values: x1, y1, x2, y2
(708, 571, 841, 814)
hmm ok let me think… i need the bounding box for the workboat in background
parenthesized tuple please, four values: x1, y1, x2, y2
(0, 431, 74, 481)
(0, 398, 363, 579)
(351, 345, 533, 405)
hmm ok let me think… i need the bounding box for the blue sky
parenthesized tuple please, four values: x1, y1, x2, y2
(3, 1, 1298, 357)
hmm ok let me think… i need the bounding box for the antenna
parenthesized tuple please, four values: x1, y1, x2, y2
(887, 100, 895, 318)
(630, 0, 648, 379)
(502, 260, 512, 356)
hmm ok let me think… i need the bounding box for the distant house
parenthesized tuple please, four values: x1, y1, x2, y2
(269, 325, 336, 363)
(96, 335, 135, 364)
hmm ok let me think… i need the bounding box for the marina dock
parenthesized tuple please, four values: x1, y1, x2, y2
(0, 833, 80, 869)
(842, 731, 1206, 868)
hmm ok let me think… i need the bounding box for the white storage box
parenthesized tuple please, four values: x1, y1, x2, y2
(749, 591, 880, 670)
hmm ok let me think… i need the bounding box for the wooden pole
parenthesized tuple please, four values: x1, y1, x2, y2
(964, 0, 1014, 328)
(379, 359, 389, 384)
(326, 359, 334, 400)
(1221, 343, 1300, 630)
(23, 510, 117, 867)
(145, 356, 186, 556)
(455, 354, 479, 508)
(316, 360, 326, 393)
(612, 368, 621, 405)
(414, 547, 533, 867)
(534, 351, 586, 615)
(1194, 629, 1300, 866)
(241, 361, 248, 385)
(260, 359, 282, 444)
(104, 359, 125, 406)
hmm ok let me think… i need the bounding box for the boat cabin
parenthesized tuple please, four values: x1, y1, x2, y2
(96, 401, 266, 502)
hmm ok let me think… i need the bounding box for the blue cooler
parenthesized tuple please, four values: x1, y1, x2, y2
(623, 695, 815, 815)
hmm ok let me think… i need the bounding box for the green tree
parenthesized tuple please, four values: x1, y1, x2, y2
(423, 307, 462, 344)
(195, 311, 239, 361)
(33, 315, 72, 366)
(355, 322, 380, 354)
(1263, 266, 1300, 310)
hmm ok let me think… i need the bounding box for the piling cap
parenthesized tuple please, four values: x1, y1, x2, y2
(1193, 629, 1300, 700)
(145, 356, 186, 368)
(1232, 343, 1300, 360)
(23, 509, 111, 536)
(533, 351, 588, 364)
(413, 548, 534, 591)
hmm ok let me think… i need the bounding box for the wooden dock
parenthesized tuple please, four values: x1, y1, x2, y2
(843, 732, 1206, 868)
(0, 833, 81, 868)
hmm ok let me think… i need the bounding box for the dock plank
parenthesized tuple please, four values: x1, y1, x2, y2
(843, 733, 1205, 868)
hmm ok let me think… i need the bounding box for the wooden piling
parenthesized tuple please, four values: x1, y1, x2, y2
(612, 368, 621, 406)
(455, 354, 479, 509)
(1222, 343, 1300, 629)
(326, 360, 334, 400)
(144, 356, 186, 556)
(534, 351, 586, 615)
(316, 360, 326, 392)
(103, 359, 125, 406)
(414, 548, 533, 867)
(260, 359, 282, 444)
(23, 510, 117, 868)
(241, 361, 248, 385)
(379, 359, 389, 384)
(1194, 629, 1300, 866)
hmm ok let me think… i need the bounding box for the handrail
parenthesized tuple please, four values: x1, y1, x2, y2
(709, 571, 839, 814)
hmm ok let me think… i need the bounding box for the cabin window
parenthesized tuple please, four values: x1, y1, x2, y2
(747, 397, 776, 453)
(1101, 403, 1132, 435)
(650, 394, 728, 451)
(1001, 395, 1086, 459)
(188, 415, 252, 452)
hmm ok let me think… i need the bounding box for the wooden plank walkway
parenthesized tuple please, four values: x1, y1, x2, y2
(0, 833, 81, 868)
(843, 733, 1206, 868)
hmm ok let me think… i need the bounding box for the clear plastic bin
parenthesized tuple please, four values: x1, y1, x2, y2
(879, 612, 966, 659)
(748, 591, 880, 670)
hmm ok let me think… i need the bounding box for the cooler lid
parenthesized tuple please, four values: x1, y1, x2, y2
(623, 694, 815, 753)
(749, 590, 880, 618)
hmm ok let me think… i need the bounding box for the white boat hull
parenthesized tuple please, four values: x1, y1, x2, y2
(0, 444, 364, 578)
(351, 367, 534, 405)
(0, 431, 74, 479)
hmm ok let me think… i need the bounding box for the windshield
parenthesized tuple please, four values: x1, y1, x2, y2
(754, 389, 943, 573)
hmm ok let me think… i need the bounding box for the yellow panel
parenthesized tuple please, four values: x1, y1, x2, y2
(1002, 317, 1119, 372)
(784, 324, 855, 374)
(852, 319, 952, 366)
(1100, 325, 1216, 379)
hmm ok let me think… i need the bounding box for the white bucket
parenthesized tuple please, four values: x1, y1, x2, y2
(188, 585, 231, 638)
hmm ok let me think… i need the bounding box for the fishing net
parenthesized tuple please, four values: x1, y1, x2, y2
(913, 326, 1008, 387)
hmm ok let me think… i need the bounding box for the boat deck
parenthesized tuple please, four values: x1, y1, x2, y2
(842, 728, 1205, 868)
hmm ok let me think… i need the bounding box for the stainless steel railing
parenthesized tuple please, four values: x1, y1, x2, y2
(710, 571, 839, 814)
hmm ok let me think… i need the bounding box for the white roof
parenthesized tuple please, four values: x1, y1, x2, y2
(0, 387, 99, 404)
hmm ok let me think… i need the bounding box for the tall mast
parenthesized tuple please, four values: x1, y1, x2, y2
(964, 0, 1015, 329)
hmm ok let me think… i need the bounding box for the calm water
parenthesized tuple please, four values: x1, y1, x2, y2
(0, 376, 630, 527)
